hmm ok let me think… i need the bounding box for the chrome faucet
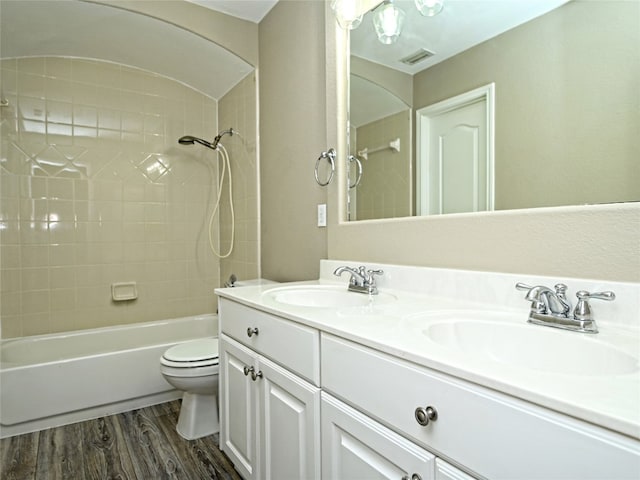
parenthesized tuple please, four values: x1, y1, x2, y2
(516, 283, 615, 333)
(519, 283, 572, 317)
(334, 265, 383, 295)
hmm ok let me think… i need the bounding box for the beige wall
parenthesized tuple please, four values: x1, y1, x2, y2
(218, 72, 260, 283)
(413, 0, 639, 210)
(329, 203, 640, 282)
(354, 110, 411, 220)
(0, 57, 224, 337)
(259, 0, 329, 282)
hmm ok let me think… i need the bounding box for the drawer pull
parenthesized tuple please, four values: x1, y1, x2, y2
(401, 475, 422, 480)
(414, 406, 438, 426)
(243, 365, 253, 376)
(247, 327, 259, 337)
(251, 369, 263, 381)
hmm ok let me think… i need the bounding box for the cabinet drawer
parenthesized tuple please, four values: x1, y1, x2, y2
(322, 333, 640, 480)
(219, 299, 320, 385)
(322, 392, 435, 480)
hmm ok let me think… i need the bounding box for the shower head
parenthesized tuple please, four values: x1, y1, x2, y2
(178, 128, 235, 151)
(178, 135, 216, 150)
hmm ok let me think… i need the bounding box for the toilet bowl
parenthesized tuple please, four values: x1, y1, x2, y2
(160, 338, 219, 440)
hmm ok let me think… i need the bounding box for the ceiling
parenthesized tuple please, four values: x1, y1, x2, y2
(185, 0, 278, 23)
(351, 0, 569, 75)
(0, 0, 275, 100)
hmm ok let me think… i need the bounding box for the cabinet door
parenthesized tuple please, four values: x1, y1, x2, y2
(258, 355, 321, 480)
(322, 392, 435, 480)
(220, 335, 257, 480)
(435, 459, 476, 480)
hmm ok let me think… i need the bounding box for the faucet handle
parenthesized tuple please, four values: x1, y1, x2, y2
(574, 290, 616, 321)
(515, 283, 551, 313)
(366, 269, 383, 281)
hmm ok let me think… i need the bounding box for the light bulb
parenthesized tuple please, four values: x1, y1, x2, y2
(373, 1, 405, 45)
(414, 0, 444, 17)
(331, 0, 364, 30)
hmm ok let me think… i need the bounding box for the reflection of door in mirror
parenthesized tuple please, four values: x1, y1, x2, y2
(417, 84, 495, 215)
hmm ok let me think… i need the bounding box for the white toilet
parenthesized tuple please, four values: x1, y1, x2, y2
(160, 278, 276, 440)
(160, 338, 220, 440)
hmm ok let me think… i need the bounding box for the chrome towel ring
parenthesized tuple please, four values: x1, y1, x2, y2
(315, 148, 336, 186)
(348, 154, 362, 189)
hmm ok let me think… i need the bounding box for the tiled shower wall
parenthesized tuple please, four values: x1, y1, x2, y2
(218, 73, 259, 285)
(0, 57, 257, 338)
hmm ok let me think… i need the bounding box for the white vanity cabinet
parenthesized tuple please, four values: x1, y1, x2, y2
(322, 391, 436, 480)
(322, 333, 640, 480)
(218, 299, 321, 480)
(217, 291, 639, 480)
(434, 459, 476, 480)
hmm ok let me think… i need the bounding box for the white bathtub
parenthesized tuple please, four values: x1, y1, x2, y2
(0, 314, 217, 438)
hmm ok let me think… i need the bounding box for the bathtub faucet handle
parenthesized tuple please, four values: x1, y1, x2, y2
(224, 273, 237, 287)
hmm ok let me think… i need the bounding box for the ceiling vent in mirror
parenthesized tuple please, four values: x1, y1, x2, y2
(400, 48, 435, 65)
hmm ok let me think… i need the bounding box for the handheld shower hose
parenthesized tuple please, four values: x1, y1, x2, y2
(178, 128, 236, 258)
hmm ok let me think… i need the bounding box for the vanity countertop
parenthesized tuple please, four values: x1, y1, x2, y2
(215, 263, 640, 442)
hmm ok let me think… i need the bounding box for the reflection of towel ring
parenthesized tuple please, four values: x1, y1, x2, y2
(315, 148, 336, 186)
(348, 155, 362, 189)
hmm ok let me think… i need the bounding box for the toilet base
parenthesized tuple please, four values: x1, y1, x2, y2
(176, 392, 219, 440)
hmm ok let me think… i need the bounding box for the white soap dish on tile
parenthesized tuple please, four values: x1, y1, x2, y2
(112, 282, 138, 301)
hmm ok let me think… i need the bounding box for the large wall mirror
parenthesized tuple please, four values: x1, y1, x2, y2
(347, 0, 639, 221)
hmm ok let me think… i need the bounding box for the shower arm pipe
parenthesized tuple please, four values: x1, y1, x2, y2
(213, 128, 234, 149)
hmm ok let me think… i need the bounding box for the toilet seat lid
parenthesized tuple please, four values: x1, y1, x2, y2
(163, 338, 219, 363)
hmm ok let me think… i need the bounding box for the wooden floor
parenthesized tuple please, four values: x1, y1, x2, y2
(0, 401, 242, 480)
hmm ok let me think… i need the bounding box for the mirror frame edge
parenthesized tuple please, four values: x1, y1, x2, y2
(326, 0, 349, 227)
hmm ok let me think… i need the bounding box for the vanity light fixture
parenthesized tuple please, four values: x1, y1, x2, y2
(333, 0, 445, 44)
(373, 1, 405, 44)
(414, 0, 444, 17)
(331, 0, 363, 30)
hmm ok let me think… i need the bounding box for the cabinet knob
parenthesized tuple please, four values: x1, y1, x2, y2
(247, 327, 259, 337)
(243, 365, 253, 376)
(401, 475, 422, 480)
(414, 406, 438, 426)
(251, 369, 263, 381)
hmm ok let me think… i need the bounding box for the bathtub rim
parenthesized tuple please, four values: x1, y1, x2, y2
(0, 313, 217, 370)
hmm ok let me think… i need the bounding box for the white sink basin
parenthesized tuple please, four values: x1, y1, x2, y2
(263, 285, 396, 308)
(411, 311, 638, 376)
